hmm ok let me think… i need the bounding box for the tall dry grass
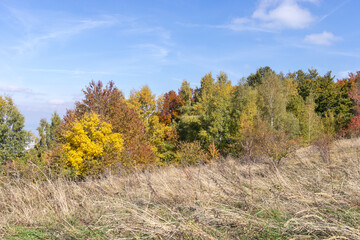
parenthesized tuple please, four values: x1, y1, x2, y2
(0, 138, 360, 239)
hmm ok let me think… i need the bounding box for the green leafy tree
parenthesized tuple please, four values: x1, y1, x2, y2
(194, 72, 234, 151)
(230, 84, 259, 156)
(0, 96, 30, 163)
(35, 118, 50, 157)
(299, 93, 322, 143)
(257, 72, 301, 139)
(35, 112, 63, 159)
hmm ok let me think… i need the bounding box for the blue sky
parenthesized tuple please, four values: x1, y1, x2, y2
(0, 0, 358, 133)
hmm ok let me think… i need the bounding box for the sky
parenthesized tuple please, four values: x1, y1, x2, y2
(0, 0, 358, 133)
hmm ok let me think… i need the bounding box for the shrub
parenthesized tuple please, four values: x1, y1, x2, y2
(177, 141, 209, 165)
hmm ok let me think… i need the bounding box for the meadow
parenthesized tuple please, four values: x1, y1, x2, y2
(1, 138, 359, 239)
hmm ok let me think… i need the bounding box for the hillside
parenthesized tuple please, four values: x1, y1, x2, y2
(1, 138, 360, 239)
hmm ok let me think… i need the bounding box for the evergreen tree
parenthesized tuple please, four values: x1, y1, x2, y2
(50, 112, 62, 143)
(247, 66, 275, 86)
(176, 80, 200, 142)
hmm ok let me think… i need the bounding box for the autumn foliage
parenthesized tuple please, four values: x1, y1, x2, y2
(62, 113, 123, 175)
(158, 90, 182, 125)
(3, 67, 360, 178)
(68, 81, 156, 168)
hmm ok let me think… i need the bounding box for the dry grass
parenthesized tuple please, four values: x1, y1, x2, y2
(1, 138, 360, 239)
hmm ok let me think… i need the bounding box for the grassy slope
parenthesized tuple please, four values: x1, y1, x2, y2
(0, 138, 360, 239)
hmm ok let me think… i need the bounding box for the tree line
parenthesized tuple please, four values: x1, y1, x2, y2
(1, 67, 360, 177)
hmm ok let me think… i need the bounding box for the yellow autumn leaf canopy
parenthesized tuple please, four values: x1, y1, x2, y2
(62, 112, 123, 175)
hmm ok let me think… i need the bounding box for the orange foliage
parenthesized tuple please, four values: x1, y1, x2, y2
(208, 141, 220, 160)
(158, 90, 183, 125)
(65, 81, 156, 168)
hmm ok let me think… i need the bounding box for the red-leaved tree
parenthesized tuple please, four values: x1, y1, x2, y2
(158, 90, 183, 125)
(344, 72, 360, 136)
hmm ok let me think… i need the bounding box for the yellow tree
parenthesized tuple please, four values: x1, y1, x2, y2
(128, 86, 178, 163)
(71, 80, 156, 168)
(62, 113, 124, 176)
(148, 114, 178, 163)
(127, 85, 156, 127)
(230, 85, 259, 157)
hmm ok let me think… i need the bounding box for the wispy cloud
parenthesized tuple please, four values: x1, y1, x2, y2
(304, 31, 341, 46)
(24, 68, 111, 75)
(318, 0, 349, 22)
(221, 18, 277, 32)
(132, 44, 169, 59)
(0, 85, 32, 93)
(7, 9, 118, 54)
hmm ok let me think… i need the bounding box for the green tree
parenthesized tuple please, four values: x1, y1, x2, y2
(0, 96, 30, 163)
(230, 84, 259, 156)
(300, 93, 321, 143)
(50, 112, 62, 144)
(247, 66, 275, 87)
(35, 112, 62, 159)
(195, 72, 233, 150)
(290, 69, 318, 100)
(176, 80, 200, 142)
(257, 71, 286, 129)
(35, 118, 50, 157)
(335, 75, 356, 132)
(257, 72, 300, 139)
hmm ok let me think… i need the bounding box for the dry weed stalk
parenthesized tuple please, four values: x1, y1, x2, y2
(0, 138, 359, 239)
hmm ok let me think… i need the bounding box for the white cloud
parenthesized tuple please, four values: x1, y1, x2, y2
(226, 0, 316, 32)
(253, 0, 315, 29)
(304, 31, 341, 46)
